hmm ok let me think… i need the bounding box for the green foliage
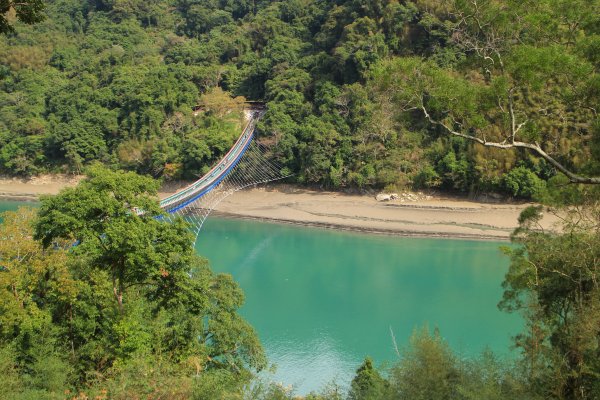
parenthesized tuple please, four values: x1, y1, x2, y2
(537, 175, 600, 207)
(367, 0, 600, 191)
(500, 202, 600, 399)
(413, 163, 441, 189)
(503, 167, 547, 199)
(0, 345, 21, 395)
(348, 357, 390, 400)
(343, 327, 532, 400)
(2, 0, 597, 194)
(0, 168, 265, 398)
(391, 327, 462, 400)
(2, 2, 600, 396)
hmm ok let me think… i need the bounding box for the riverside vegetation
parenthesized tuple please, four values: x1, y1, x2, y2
(1, 0, 600, 399)
(0, 169, 599, 399)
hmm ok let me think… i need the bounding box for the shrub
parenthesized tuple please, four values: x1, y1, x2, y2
(503, 167, 546, 199)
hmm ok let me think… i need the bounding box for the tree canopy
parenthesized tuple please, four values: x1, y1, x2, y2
(0, 166, 265, 398)
(499, 201, 600, 399)
(1, 0, 598, 198)
(369, 0, 600, 185)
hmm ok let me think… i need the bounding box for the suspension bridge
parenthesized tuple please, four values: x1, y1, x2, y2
(159, 107, 289, 240)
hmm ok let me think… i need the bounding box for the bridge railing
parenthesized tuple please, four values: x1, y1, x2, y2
(159, 111, 262, 211)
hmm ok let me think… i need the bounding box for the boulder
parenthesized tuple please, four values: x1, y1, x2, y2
(376, 193, 391, 201)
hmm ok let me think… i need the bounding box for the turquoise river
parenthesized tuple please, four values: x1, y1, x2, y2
(1, 201, 522, 394)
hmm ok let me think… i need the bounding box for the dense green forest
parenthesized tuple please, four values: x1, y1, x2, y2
(1, 0, 599, 197)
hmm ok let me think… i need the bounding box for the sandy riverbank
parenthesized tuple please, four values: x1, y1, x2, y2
(0, 174, 83, 201)
(205, 186, 558, 240)
(0, 176, 558, 240)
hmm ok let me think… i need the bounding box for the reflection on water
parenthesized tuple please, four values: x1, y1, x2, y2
(196, 218, 522, 394)
(266, 332, 355, 391)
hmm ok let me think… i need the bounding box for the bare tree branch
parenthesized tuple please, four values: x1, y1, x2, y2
(420, 105, 600, 184)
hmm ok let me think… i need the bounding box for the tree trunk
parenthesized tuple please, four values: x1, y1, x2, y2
(113, 276, 123, 314)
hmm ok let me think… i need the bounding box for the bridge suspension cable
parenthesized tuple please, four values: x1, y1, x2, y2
(159, 110, 290, 240)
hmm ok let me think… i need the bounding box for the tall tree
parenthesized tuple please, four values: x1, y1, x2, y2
(33, 165, 182, 311)
(500, 201, 600, 399)
(348, 357, 390, 400)
(33, 166, 266, 376)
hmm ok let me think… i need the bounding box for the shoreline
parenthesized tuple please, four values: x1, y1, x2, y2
(0, 176, 559, 240)
(206, 185, 559, 241)
(209, 211, 512, 241)
(0, 174, 83, 202)
(0, 194, 40, 202)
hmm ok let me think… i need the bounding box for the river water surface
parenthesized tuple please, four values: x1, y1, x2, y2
(1, 201, 521, 394)
(196, 217, 521, 393)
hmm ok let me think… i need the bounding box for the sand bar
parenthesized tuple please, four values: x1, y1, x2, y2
(207, 186, 558, 240)
(0, 176, 558, 240)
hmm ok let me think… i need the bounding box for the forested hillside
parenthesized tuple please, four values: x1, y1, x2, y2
(1, 0, 599, 197)
(2, 2, 600, 398)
